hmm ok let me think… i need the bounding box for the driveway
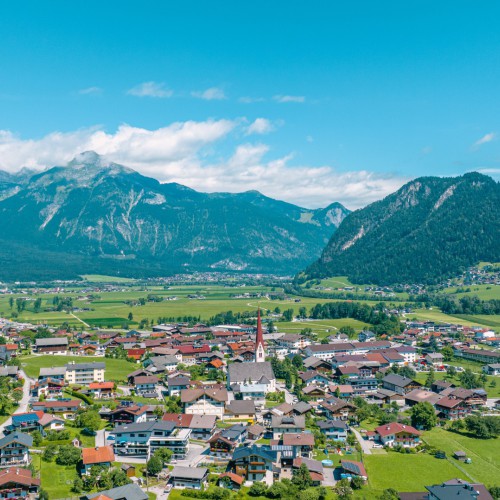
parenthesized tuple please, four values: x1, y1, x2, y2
(351, 428, 372, 455)
(322, 467, 336, 486)
(0, 370, 33, 437)
(173, 443, 209, 467)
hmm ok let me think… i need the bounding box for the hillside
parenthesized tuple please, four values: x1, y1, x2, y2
(306, 172, 500, 285)
(0, 152, 349, 280)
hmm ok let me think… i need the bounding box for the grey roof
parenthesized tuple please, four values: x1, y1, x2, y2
(35, 337, 69, 346)
(149, 355, 179, 368)
(317, 419, 348, 430)
(228, 361, 275, 383)
(220, 424, 247, 441)
(293, 401, 313, 414)
(382, 373, 416, 387)
(233, 444, 276, 462)
(0, 366, 19, 376)
(226, 400, 256, 415)
(425, 482, 486, 499)
(66, 362, 105, 370)
(85, 483, 148, 500)
(271, 415, 305, 428)
(170, 466, 208, 480)
(167, 376, 190, 387)
(112, 421, 176, 434)
(0, 431, 33, 449)
(40, 367, 67, 377)
(189, 415, 217, 429)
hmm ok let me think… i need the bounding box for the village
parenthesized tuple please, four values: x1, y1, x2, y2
(0, 306, 497, 500)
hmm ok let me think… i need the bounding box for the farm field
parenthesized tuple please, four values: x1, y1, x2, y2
(441, 284, 500, 301)
(409, 308, 498, 328)
(422, 428, 500, 487)
(363, 452, 468, 493)
(20, 355, 137, 382)
(275, 318, 371, 338)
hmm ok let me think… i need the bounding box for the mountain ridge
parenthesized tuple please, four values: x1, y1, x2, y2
(0, 152, 350, 280)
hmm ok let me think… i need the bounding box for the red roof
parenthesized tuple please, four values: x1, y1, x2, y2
(375, 422, 420, 438)
(82, 446, 115, 465)
(89, 382, 114, 390)
(162, 413, 193, 427)
(177, 344, 211, 355)
(220, 472, 244, 485)
(0, 467, 40, 487)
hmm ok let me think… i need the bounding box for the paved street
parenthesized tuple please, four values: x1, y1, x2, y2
(351, 428, 372, 455)
(0, 370, 33, 437)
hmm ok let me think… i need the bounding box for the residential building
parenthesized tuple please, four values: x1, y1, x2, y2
(83, 484, 149, 500)
(161, 414, 216, 441)
(232, 445, 277, 482)
(81, 446, 115, 475)
(227, 362, 276, 394)
(374, 423, 421, 448)
(0, 467, 40, 499)
(0, 433, 32, 468)
(169, 466, 208, 490)
(271, 415, 305, 439)
(317, 420, 349, 441)
(181, 387, 228, 418)
(65, 362, 105, 384)
(382, 374, 422, 395)
(34, 338, 68, 355)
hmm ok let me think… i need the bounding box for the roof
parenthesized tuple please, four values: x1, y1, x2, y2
(405, 389, 442, 405)
(271, 415, 305, 428)
(36, 338, 69, 346)
(292, 457, 323, 474)
(232, 444, 276, 462)
(66, 362, 105, 370)
(282, 433, 315, 446)
(0, 467, 40, 487)
(181, 387, 228, 403)
(134, 376, 159, 385)
(341, 460, 367, 477)
(33, 399, 81, 409)
(0, 432, 33, 449)
(219, 472, 244, 485)
(89, 382, 114, 390)
(226, 400, 256, 415)
(426, 480, 493, 499)
(436, 397, 467, 409)
(317, 419, 348, 430)
(382, 374, 418, 388)
(375, 423, 421, 438)
(170, 466, 208, 480)
(82, 446, 115, 465)
(228, 361, 275, 383)
(85, 483, 148, 500)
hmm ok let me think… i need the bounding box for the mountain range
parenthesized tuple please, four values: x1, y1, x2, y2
(0, 152, 350, 280)
(306, 172, 500, 285)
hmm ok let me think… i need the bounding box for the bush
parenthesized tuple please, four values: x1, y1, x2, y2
(56, 445, 81, 465)
(249, 482, 268, 496)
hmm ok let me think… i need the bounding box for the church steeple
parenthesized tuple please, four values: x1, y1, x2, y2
(255, 308, 266, 363)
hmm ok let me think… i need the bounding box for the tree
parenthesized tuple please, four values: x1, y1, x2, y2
(446, 365, 457, 378)
(39, 489, 49, 500)
(292, 463, 312, 489)
(379, 489, 400, 500)
(32, 430, 43, 446)
(350, 475, 364, 490)
(128, 312, 133, 321)
(34, 298, 42, 313)
(8, 297, 13, 309)
(459, 369, 479, 389)
(410, 402, 437, 430)
(425, 367, 435, 388)
(56, 445, 81, 465)
(334, 478, 353, 500)
(248, 482, 268, 496)
(72, 477, 84, 493)
(146, 455, 162, 476)
(441, 346, 454, 362)
(42, 444, 58, 462)
(489, 486, 500, 499)
(399, 366, 416, 379)
(75, 410, 101, 432)
(282, 309, 294, 322)
(153, 448, 173, 466)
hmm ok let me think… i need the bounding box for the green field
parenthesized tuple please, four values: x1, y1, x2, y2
(81, 274, 137, 283)
(276, 318, 371, 338)
(409, 308, 499, 329)
(34, 455, 78, 499)
(20, 355, 137, 382)
(422, 428, 500, 487)
(442, 285, 500, 301)
(363, 452, 468, 493)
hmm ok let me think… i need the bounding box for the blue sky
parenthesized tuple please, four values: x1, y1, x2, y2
(0, 1, 499, 208)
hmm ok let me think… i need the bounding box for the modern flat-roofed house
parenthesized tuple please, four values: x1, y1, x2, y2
(169, 466, 208, 490)
(374, 423, 421, 448)
(162, 414, 216, 440)
(382, 374, 422, 395)
(81, 446, 115, 475)
(0, 432, 33, 467)
(65, 362, 105, 384)
(34, 337, 68, 355)
(0, 467, 40, 498)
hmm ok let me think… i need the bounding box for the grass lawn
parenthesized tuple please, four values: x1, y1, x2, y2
(409, 308, 499, 329)
(81, 274, 137, 283)
(363, 452, 468, 492)
(358, 418, 380, 431)
(34, 455, 78, 499)
(19, 355, 137, 382)
(276, 318, 371, 338)
(422, 428, 500, 487)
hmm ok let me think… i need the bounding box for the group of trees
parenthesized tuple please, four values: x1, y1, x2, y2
(0, 376, 24, 416)
(451, 415, 500, 439)
(73, 466, 131, 493)
(146, 448, 173, 476)
(433, 295, 500, 315)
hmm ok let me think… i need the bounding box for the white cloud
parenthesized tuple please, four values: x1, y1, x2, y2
(472, 132, 496, 149)
(246, 118, 274, 135)
(273, 95, 305, 103)
(78, 86, 103, 95)
(127, 81, 173, 98)
(191, 87, 226, 100)
(239, 96, 266, 103)
(0, 121, 407, 209)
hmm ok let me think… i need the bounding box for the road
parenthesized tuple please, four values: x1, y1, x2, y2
(351, 428, 372, 455)
(0, 370, 33, 437)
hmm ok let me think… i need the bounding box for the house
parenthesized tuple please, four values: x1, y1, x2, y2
(208, 425, 247, 458)
(319, 398, 356, 420)
(161, 414, 216, 441)
(435, 397, 472, 420)
(382, 374, 422, 395)
(302, 385, 328, 400)
(281, 433, 315, 459)
(299, 371, 331, 387)
(31, 377, 66, 398)
(374, 423, 421, 448)
(225, 400, 256, 420)
(227, 362, 276, 394)
(144, 355, 179, 373)
(247, 424, 265, 441)
(89, 382, 115, 399)
(166, 376, 191, 397)
(292, 457, 324, 485)
(232, 445, 277, 482)
(276, 334, 311, 350)
(100, 405, 147, 425)
(425, 353, 444, 366)
(0, 366, 18, 378)
(454, 347, 500, 364)
(38, 367, 66, 382)
(82, 484, 149, 500)
(5, 412, 65, 435)
(34, 337, 68, 354)
(358, 331, 376, 342)
(0, 432, 32, 467)
(394, 345, 418, 364)
(0, 467, 40, 498)
(271, 415, 305, 439)
(218, 472, 244, 490)
(292, 401, 313, 416)
(431, 380, 454, 393)
(317, 420, 349, 441)
(31, 400, 82, 418)
(404, 478, 495, 500)
(134, 376, 159, 396)
(340, 460, 367, 481)
(303, 356, 331, 373)
(365, 389, 404, 406)
(110, 421, 190, 459)
(81, 446, 115, 475)
(65, 362, 106, 384)
(483, 363, 500, 376)
(404, 389, 443, 407)
(181, 387, 228, 418)
(169, 466, 208, 490)
(329, 384, 355, 399)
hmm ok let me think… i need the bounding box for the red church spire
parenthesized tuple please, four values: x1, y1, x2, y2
(255, 307, 266, 362)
